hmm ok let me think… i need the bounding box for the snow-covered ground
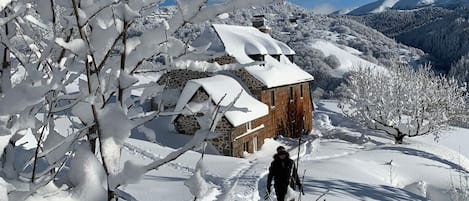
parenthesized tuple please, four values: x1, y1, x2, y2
(309, 40, 388, 78)
(16, 99, 469, 201)
(110, 100, 469, 201)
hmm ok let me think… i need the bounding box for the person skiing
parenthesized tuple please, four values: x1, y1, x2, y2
(266, 150, 302, 201)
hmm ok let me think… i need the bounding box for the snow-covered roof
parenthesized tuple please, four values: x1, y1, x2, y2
(212, 24, 313, 88)
(212, 24, 295, 63)
(174, 75, 268, 127)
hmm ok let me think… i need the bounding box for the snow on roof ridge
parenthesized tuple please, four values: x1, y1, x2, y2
(174, 75, 268, 127)
(212, 24, 294, 62)
(211, 24, 313, 88)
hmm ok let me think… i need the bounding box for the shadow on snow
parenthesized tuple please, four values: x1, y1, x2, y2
(304, 179, 428, 201)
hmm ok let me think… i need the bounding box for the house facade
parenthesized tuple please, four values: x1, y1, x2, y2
(170, 23, 314, 157)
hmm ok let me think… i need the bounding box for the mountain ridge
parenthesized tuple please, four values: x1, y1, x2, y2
(345, 0, 469, 15)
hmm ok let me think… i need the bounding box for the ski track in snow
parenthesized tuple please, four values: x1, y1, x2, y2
(123, 133, 378, 201)
(123, 143, 229, 200)
(220, 159, 263, 201)
(123, 143, 194, 175)
(222, 138, 318, 201)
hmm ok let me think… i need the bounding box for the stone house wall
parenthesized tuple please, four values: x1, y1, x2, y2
(173, 88, 237, 155)
(231, 82, 314, 157)
(158, 69, 210, 89)
(212, 117, 234, 156)
(229, 69, 265, 99)
(259, 82, 313, 139)
(230, 117, 266, 157)
(174, 89, 210, 134)
(174, 81, 314, 158)
(208, 55, 237, 65)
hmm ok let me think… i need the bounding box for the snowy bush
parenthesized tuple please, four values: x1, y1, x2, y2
(449, 53, 469, 85)
(339, 64, 468, 144)
(324, 55, 341, 69)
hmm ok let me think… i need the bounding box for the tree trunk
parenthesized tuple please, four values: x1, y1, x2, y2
(394, 134, 405, 144)
(87, 125, 97, 154)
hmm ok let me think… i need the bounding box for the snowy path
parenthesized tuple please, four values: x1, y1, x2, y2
(123, 139, 314, 201)
(221, 138, 318, 201)
(221, 158, 269, 201)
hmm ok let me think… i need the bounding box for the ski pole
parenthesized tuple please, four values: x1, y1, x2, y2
(265, 187, 274, 201)
(298, 169, 306, 201)
(315, 189, 329, 201)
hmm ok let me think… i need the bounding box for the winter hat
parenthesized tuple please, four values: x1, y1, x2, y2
(278, 150, 289, 157)
(276, 146, 286, 152)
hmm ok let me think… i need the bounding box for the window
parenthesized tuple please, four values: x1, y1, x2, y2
(270, 90, 275, 107)
(271, 54, 281, 61)
(243, 142, 249, 152)
(300, 84, 304, 99)
(286, 55, 294, 62)
(253, 136, 258, 152)
(246, 121, 252, 131)
(289, 87, 294, 102)
(248, 54, 265, 62)
(248, 54, 266, 66)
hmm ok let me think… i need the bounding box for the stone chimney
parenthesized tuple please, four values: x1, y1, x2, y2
(252, 15, 270, 34)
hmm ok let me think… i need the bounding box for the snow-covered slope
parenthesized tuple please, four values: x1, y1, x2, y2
(124, 101, 469, 201)
(347, 0, 400, 16)
(309, 39, 387, 78)
(24, 100, 469, 201)
(347, 0, 469, 15)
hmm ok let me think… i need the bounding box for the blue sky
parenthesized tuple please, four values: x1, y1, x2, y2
(290, 0, 375, 12)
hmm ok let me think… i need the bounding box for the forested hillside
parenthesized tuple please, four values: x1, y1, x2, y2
(351, 7, 469, 72)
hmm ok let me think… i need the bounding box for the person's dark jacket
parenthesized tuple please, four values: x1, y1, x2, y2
(267, 152, 301, 191)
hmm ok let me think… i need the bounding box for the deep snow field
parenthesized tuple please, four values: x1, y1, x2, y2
(116, 100, 469, 201)
(23, 100, 469, 201)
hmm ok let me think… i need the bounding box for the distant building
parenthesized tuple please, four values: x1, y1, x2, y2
(167, 23, 314, 157)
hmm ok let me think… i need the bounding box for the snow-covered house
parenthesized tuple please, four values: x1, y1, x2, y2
(171, 23, 314, 157)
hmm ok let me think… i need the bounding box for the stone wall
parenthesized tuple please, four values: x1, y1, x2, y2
(212, 117, 235, 156)
(173, 88, 236, 155)
(192, 89, 210, 102)
(158, 69, 210, 89)
(208, 55, 237, 65)
(174, 89, 210, 135)
(176, 113, 235, 155)
(174, 115, 200, 135)
(229, 69, 265, 99)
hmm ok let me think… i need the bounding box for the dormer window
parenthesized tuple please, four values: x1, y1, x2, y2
(248, 54, 265, 65)
(271, 54, 281, 61)
(286, 55, 294, 62)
